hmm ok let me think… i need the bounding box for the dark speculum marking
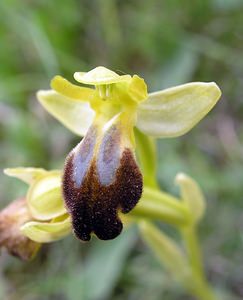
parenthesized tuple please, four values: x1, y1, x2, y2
(72, 126, 97, 188)
(97, 125, 121, 186)
(63, 127, 143, 241)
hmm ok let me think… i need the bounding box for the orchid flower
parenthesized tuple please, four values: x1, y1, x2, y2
(34, 66, 221, 242)
(0, 64, 220, 248)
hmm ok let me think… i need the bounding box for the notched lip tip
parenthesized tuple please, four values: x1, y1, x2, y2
(74, 230, 91, 242)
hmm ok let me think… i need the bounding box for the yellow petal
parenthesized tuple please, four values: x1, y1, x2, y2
(51, 75, 95, 100)
(27, 171, 66, 220)
(3, 167, 48, 184)
(74, 66, 131, 85)
(37, 90, 95, 136)
(136, 82, 221, 137)
(127, 75, 148, 103)
(20, 214, 71, 243)
(175, 173, 205, 223)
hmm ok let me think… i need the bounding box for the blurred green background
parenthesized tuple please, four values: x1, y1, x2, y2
(1, 0, 243, 299)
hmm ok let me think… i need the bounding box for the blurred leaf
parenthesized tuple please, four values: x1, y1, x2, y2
(0, 277, 6, 300)
(139, 221, 190, 285)
(3, 112, 47, 165)
(25, 15, 60, 77)
(213, 0, 243, 11)
(151, 45, 199, 91)
(66, 227, 137, 300)
(0, 1, 59, 77)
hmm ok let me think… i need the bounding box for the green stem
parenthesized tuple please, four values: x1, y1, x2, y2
(130, 187, 190, 226)
(143, 187, 188, 215)
(182, 227, 204, 277)
(131, 197, 188, 226)
(182, 227, 217, 300)
(134, 126, 216, 300)
(135, 128, 159, 189)
(139, 221, 191, 284)
(191, 280, 217, 300)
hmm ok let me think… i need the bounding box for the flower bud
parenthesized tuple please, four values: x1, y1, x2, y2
(63, 121, 143, 241)
(0, 197, 40, 260)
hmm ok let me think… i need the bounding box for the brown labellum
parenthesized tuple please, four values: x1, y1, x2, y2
(62, 125, 143, 241)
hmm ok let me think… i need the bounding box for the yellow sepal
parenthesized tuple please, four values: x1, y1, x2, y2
(4, 167, 48, 184)
(26, 171, 66, 220)
(20, 214, 71, 243)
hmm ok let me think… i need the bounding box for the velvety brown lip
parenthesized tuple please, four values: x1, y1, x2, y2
(63, 147, 143, 241)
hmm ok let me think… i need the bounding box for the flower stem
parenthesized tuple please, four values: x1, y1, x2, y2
(134, 128, 159, 189)
(135, 127, 217, 300)
(181, 226, 217, 300)
(143, 187, 189, 215)
(131, 196, 188, 226)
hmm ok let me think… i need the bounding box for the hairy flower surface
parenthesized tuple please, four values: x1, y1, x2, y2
(37, 66, 221, 241)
